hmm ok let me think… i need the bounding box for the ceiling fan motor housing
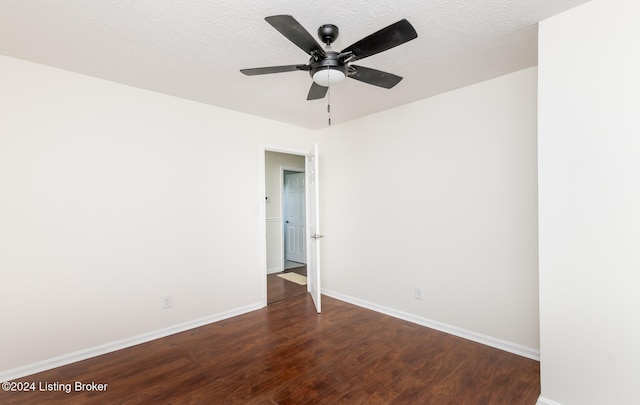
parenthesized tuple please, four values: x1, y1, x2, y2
(308, 51, 348, 81)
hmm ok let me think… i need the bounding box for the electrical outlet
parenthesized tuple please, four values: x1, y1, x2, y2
(162, 295, 173, 309)
(414, 288, 423, 300)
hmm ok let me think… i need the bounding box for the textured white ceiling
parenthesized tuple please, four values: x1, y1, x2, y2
(0, 0, 590, 130)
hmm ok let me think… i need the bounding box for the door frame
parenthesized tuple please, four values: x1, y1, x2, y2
(259, 144, 311, 308)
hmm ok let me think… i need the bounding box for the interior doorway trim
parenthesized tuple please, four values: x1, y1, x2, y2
(259, 144, 309, 308)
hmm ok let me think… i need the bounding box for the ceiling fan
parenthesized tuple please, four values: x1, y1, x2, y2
(240, 15, 418, 100)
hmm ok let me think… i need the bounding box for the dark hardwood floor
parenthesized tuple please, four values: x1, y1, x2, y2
(0, 293, 540, 404)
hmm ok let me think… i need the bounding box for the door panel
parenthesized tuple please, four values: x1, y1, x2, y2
(306, 144, 321, 313)
(284, 172, 306, 263)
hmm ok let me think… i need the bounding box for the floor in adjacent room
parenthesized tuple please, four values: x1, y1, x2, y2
(267, 264, 307, 304)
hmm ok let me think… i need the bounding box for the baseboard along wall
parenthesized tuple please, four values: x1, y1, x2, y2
(0, 302, 263, 382)
(267, 266, 284, 274)
(322, 289, 540, 361)
(2, 290, 540, 382)
(536, 396, 564, 405)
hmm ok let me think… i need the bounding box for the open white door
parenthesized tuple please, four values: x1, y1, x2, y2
(305, 144, 322, 313)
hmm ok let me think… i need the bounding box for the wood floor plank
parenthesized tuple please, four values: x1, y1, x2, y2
(0, 295, 539, 404)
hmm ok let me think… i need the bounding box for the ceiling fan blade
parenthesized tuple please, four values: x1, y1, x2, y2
(307, 82, 328, 100)
(240, 65, 308, 76)
(265, 15, 326, 58)
(348, 65, 403, 89)
(341, 19, 417, 61)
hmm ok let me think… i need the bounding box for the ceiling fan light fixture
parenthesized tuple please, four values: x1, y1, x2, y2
(312, 68, 346, 87)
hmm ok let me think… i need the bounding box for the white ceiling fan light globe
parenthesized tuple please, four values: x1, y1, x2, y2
(312, 68, 346, 87)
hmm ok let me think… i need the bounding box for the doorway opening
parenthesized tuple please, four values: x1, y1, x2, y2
(260, 145, 321, 312)
(265, 152, 307, 304)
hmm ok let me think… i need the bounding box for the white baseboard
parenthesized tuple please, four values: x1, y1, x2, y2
(3, 292, 541, 382)
(0, 302, 264, 382)
(267, 266, 283, 274)
(322, 289, 540, 361)
(537, 396, 563, 405)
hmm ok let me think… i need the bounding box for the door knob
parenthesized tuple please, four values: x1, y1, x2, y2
(310, 234, 324, 240)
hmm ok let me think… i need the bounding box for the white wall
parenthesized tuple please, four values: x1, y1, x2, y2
(264, 152, 305, 273)
(0, 55, 314, 377)
(1, 53, 542, 379)
(538, 1, 640, 404)
(318, 67, 540, 352)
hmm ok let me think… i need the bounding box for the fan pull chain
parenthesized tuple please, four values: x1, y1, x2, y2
(327, 68, 332, 126)
(327, 91, 331, 126)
